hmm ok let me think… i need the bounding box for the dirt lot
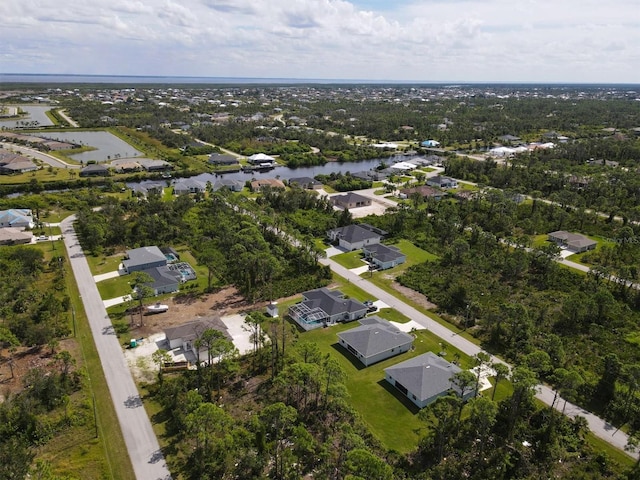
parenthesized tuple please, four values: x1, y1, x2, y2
(0, 287, 264, 400)
(0, 338, 79, 402)
(391, 280, 437, 310)
(128, 286, 268, 338)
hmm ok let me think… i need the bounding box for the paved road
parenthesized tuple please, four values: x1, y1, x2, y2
(61, 216, 172, 480)
(0, 142, 80, 169)
(57, 109, 79, 127)
(320, 256, 638, 459)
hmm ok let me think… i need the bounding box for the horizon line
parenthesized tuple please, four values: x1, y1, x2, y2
(1, 73, 639, 86)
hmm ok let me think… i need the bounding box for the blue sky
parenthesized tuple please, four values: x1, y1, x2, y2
(1, 0, 639, 83)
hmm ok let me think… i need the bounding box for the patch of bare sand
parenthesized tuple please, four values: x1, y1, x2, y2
(130, 286, 268, 338)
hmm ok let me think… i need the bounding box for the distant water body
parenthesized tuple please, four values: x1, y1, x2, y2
(2, 74, 637, 88)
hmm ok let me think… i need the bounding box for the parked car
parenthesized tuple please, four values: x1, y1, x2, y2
(37, 235, 48, 241)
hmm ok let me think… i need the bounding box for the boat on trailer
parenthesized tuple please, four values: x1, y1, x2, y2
(146, 303, 169, 314)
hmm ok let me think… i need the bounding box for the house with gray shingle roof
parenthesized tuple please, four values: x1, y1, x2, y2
(288, 287, 368, 331)
(362, 243, 406, 270)
(123, 246, 167, 273)
(143, 265, 182, 295)
(548, 231, 597, 253)
(164, 316, 231, 363)
(208, 153, 238, 166)
(337, 316, 413, 366)
(327, 223, 387, 251)
(330, 192, 372, 210)
(384, 352, 463, 409)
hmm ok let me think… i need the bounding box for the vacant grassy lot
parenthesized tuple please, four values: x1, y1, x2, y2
(86, 251, 124, 276)
(299, 322, 474, 453)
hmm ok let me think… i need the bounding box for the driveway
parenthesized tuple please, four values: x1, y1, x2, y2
(61, 216, 172, 479)
(319, 256, 638, 459)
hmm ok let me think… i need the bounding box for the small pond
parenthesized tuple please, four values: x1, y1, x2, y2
(0, 105, 55, 128)
(35, 131, 144, 163)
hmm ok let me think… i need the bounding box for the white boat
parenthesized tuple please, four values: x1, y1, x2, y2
(146, 303, 169, 314)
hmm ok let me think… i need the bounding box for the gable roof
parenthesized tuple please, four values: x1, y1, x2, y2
(385, 352, 461, 401)
(338, 316, 413, 359)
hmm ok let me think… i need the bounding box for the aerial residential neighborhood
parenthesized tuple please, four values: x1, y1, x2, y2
(1, 80, 640, 480)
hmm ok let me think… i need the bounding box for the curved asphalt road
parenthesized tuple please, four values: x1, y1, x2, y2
(61, 216, 172, 480)
(320, 257, 638, 459)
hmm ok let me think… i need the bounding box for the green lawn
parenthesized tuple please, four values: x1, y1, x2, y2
(566, 234, 616, 264)
(97, 276, 133, 300)
(330, 274, 378, 303)
(299, 323, 473, 453)
(455, 182, 480, 191)
(331, 250, 366, 269)
(375, 307, 411, 324)
(86, 252, 125, 276)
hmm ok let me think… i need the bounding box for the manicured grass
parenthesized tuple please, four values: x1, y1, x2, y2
(299, 323, 473, 453)
(375, 307, 411, 324)
(456, 182, 480, 191)
(97, 276, 133, 300)
(85, 251, 124, 276)
(331, 250, 366, 269)
(331, 274, 378, 303)
(566, 234, 616, 264)
(321, 185, 337, 193)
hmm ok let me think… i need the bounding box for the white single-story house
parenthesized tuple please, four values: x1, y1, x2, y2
(123, 246, 167, 273)
(288, 287, 368, 331)
(0, 209, 35, 229)
(362, 243, 406, 270)
(247, 153, 275, 165)
(548, 231, 597, 253)
(426, 176, 458, 189)
(0, 228, 33, 245)
(327, 223, 387, 251)
(164, 316, 231, 363)
(330, 192, 372, 210)
(337, 316, 413, 367)
(384, 352, 466, 409)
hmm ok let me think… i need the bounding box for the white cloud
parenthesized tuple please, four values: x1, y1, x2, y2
(0, 0, 638, 82)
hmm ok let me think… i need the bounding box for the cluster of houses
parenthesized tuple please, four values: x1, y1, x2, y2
(0, 150, 38, 174)
(122, 245, 196, 295)
(327, 223, 406, 270)
(80, 159, 173, 177)
(288, 289, 470, 409)
(0, 208, 36, 245)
